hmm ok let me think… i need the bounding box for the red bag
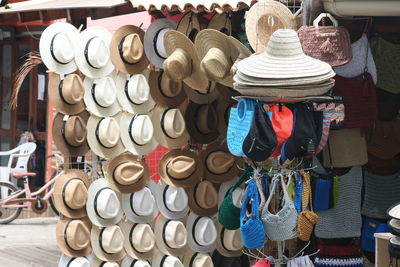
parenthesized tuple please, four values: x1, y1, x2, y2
(269, 104, 294, 157)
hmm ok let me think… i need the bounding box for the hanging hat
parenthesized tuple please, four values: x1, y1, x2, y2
(215, 223, 243, 257)
(144, 19, 178, 69)
(149, 70, 186, 108)
(245, 1, 296, 53)
(56, 217, 92, 257)
(53, 169, 91, 218)
(91, 224, 126, 261)
(177, 12, 201, 42)
(121, 257, 151, 267)
(107, 153, 150, 193)
(184, 83, 219, 105)
(52, 111, 90, 156)
(366, 119, 400, 160)
(152, 105, 190, 149)
(115, 71, 155, 114)
(200, 142, 242, 184)
(155, 215, 189, 256)
(186, 180, 218, 216)
(120, 220, 156, 260)
(92, 257, 120, 267)
(86, 178, 123, 227)
(158, 149, 203, 188)
(185, 101, 220, 144)
(120, 113, 158, 156)
(163, 30, 209, 92)
(207, 12, 232, 35)
(39, 22, 79, 74)
(216, 85, 238, 136)
(49, 73, 85, 115)
(86, 114, 124, 159)
(110, 25, 149, 75)
(58, 254, 93, 267)
(152, 253, 184, 267)
(186, 212, 217, 253)
(183, 250, 214, 267)
(228, 36, 252, 59)
(148, 180, 190, 220)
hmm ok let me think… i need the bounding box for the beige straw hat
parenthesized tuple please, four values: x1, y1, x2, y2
(177, 12, 201, 42)
(183, 83, 219, 105)
(186, 180, 218, 217)
(149, 70, 186, 108)
(228, 36, 252, 58)
(207, 12, 232, 34)
(155, 215, 189, 256)
(120, 220, 156, 260)
(91, 224, 126, 261)
(56, 217, 92, 257)
(215, 223, 243, 257)
(182, 250, 214, 267)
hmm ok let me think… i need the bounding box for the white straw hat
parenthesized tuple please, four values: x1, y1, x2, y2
(217, 177, 245, 208)
(120, 220, 156, 260)
(121, 257, 151, 267)
(122, 183, 158, 223)
(92, 257, 120, 267)
(152, 253, 184, 267)
(91, 225, 126, 261)
(186, 212, 217, 253)
(58, 254, 93, 267)
(155, 215, 188, 256)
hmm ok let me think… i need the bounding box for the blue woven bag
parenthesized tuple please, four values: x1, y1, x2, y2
(293, 171, 303, 213)
(227, 98, 256, 157)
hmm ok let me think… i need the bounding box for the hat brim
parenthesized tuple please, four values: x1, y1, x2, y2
(186, 212, 216, 253)
(229, 36, 252, 58)
(149, 70, 187, 108)
(90, 225, 126, 261)
(58, 254, 93, 267)
(233, 95, 334, 103)
(121, 257, 152, 267)
(177, 12, 201, 42)
(155, 215, 189, 256)
(120, 220, 156, 260)
(186, 183, 218, 217)
(121, 187, 158, 223)
(184, 83, 219, 105)
(218, 178, 239, 208)
(215, 223, 243, 257)
(56, 217, 92, 257)
(388, 203, 400, 220)
(152, 252, 184, 267)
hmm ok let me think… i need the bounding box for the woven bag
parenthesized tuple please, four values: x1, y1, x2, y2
(297, 171, 318, 241)
(297, 13, 351, 67)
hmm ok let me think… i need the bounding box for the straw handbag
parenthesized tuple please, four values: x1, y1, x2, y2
(297, 171, 318, 241)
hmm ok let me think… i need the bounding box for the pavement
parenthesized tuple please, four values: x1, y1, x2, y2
(0, 217, 60, 267)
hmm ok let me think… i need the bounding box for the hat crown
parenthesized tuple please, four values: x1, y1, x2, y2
(195, 181, 218, 209)
(165, 220, 187, 248)
(266, 29, 303, 57)
(164, 48, 191, 81)
(101, 225, 124, 254)
(201, 47, 229, 81)
(66, 220, 90, 250)
(114, 161, 144, 186)
(160, 72, 182, 97)
(96, 188, 121, 219)
(87, 37, 110, 68)
(65, 116, 87, 147)
(122, 33, 144, 64)
(194, 217, 217, 246)
(132, 224, 155, 252)
(223, 228, 243, 251)
(53, 32, 75, 63)
(155, 28, 170, 59)
(167, 155, 196, 179)
(98, 117, 120, 148)
(193, 254, 213, 267)
(197, 105, 218, 134)
(164, 256, 184, 267)
(165, 186, 188, 212)
(127, 74, 150, 104)
(133, 260, 151, 267)
(62, 74, 84, 104)
(93, 77, 117, 107)
(68, 257, 90, 267)
(206, 151, 234, 174)
(132, 187, 155, 216)
(64, 179, 88, 210)
(163, 109, 185, 138)
(130, 115, 154, 145)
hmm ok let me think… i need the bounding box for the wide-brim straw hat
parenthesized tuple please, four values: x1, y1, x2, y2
(56, 217, 92, 257)
(177, 12, 201, 42)
(91, 225, 126, 261)
(149, 70, 186, 108)
(154, 215, 189, 256)
(52, 111, 90, 157)
(207, 12, 232, 34)
(183, 83, 219, 105)
(121, 257, 151, 267)
(233, 94, 334, 103)
(215, 223, 243, 257)
(245, 1, 296, 53)
(186, 180, 218, 217)
(186, 212, 217, 253)
(216, 86, 239, 136)
(121, 184, 158, 223)
(228, 36, 252, 58)
(152, 253, 184, 267)
(110, 25, 149, 75)
(182, 249, 214, 267)
(58, 254, 93, 267)
(120, 220, 156, 260)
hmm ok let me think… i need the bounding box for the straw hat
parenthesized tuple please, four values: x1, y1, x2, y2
(158, 149, 203, 188)
(58, 254, 93, 267)
(177, 12, 201, 42)
(208, 12, 232, 34)
(183, 83, 219, 105)
(53, 169, 91, 218)
(155, 215, 188, 256)
(52, 111, 90, 156)
(163, 30, 209, 92)
(75, 27, 114, 79)
(92, 257, 120, 267)
(120, 113, 158, 156)
(152, 253, 184, 267)
(229, 37, 252, 76)
(39, 22, 79, 74)
(182, 250, 214, 267)
(107, 153, 150, 193)
(144, 19, 178, 69)
(48, 73, 85, 115)
(91, 225, 126, 261)
(86, 114, 124, 159)
(152, 105, 190, 149)
(121, 257, 151, 267)
(388, 203, 400, 220)
(215, 223, 243, 257)
(115, 71, 155, 114)
(86, 178, 123, 227)
(233, 94, 334, 103)
(186, 212, 217, 253)
(56, 217, 92, 257)
(110, 25, 149, 75)
(149, 70, 186, 108)
(120, 220, 156, 260)
(216, 86, 239, 136)
(186, 180, 218, 216)
(245, 1, 296, 53)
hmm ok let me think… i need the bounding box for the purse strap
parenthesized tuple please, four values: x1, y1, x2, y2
(265, 173, 291, 213)
(300, 170, 314, 212)
(240, 179, 260, 220)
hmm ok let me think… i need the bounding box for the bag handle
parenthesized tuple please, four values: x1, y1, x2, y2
(264, 173, 291, 212)
(240, 180, 260, 220)
(313, 13, 338, 28)
(300, 170, 314, 212)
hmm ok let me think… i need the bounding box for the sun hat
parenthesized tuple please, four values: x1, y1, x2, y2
(216, 223, 243, 257)
(53, 169, 91, 218)
(207, 12, 232, 34)
(212, 250, 250, 267)
(48, 73, 85, 115)
(152, 253, 184, 267)
(121, 257, 151, 267)
(366, 119, 400, 160)
(74, 26, 114, 79)
(107, 152, 150, 193)
(216, 85, 239, 137)
(91, 224, 126, 261)
(39, 22, 79, 74)
(163, 30, 209, 93)
(233, 95, 334, 103)
(182, 250, 214, 267)
(155, 215, 189, 256)
(245, 1, 296, 53)
(177, 12, 201, 42)
(121, 182, 158, 223)
(152, 105, 190, 149)
(58, 254, 93, 267)
(388, 203, 400, 220)
(115, 71, 155, 115)
(56, 217, 92, 257)
(120, 113, 158, 156)
(183, 83, 219, 105)
(148, 180, 190, 220)
(186, 212, 217, 253)
(120, 220, 156, 260)
(144, 19, 178, 69)
(186, 180, 218, 217)
(86, 178, 123, 227)
(52, 111, 90, 156)
(389, 219, 400, 236)
(228, 36, 252, 59)
(86, 114, 124, 159)
(92, 258, 120, 267)
(110, 25, 148, 75)
(158, 149, 203, 188)
(149, 70, 186, 108)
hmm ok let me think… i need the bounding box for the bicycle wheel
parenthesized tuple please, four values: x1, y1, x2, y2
(0, 182, 22, 224)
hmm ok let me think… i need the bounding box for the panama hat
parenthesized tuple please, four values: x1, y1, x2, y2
(120, 220, 156, 260)
(388, 203, 400, 220)
(144, 19, 178, 69)
(120, 113, 158, 156)
(86, 178, 123, 227)
(148, 180, 189, 220)
(121, 257, 151, 267)
(74, 27, 114, 79)
(152, 105, 190, 149)
(53, 169, 91, 218)
(56, 217, 92, 257)
(177, 12, 201, 42)
(48, 73, 85, 115)
(52, 111, 90, 156)
(182, 250, 214, 267)
(110, 25, 148, 75)
(121, 182, 158, 223)
(92, 257, 120, 267)
(58, 254, 93, 267)
(155, 215, 189, 256)
(158, 149, 203, 188)
(183, 83, 219, 105)
(149, 70, 186, 108)
(245, 1, 296, 53)
(107, 153, 150, 193)
(115, 72, 155, 114)
(91, 224, 126, 261)
(208, 12, 232, 34)
(216, 86, 239, 136)
(215, 223, 243, 257)
(163, 30, 209, 93)
(186, 212, 217, 253)
(86, 114, 124, 159)
(186, 180, 218, 216)
(39, 22, 79, 74)
(152, 253, 184, 267)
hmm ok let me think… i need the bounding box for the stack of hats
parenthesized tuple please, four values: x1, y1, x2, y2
(387, 204, 400, 263)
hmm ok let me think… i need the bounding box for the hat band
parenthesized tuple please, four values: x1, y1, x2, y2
(162, 219, 175, 249)
(128, 115, 146, 146)
(205, 150, 233, 176)
(58, 78, 73, 106)
(153, 28, 167, 60)
(112, 162, 141, 187)
(61, 119, 82, 148)
(129, 223, 148, 255)
(165, 163, 194, 182)
(62, 177, 84, 210)
(189, 252, 199, 267)
(160, 255, 169, 267)
(124, 80, 142, 105)
(50, 32, 68, 65)
(160, 108, 178, 140)
(91, 84, 109, 108)
(192, 216, 204, 247)
(98, 227, 113, 255)
(95, 118, 115, 149)
(84, 37, 101, 69)
(118, 35, 140, 66)
(93, 187, 110, 219)
(63, 219, 81, 252)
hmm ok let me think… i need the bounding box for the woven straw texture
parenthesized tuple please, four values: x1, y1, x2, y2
(297, 171, 318, 241)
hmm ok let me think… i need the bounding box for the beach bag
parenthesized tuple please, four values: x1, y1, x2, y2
(297, 171, 318, 241)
